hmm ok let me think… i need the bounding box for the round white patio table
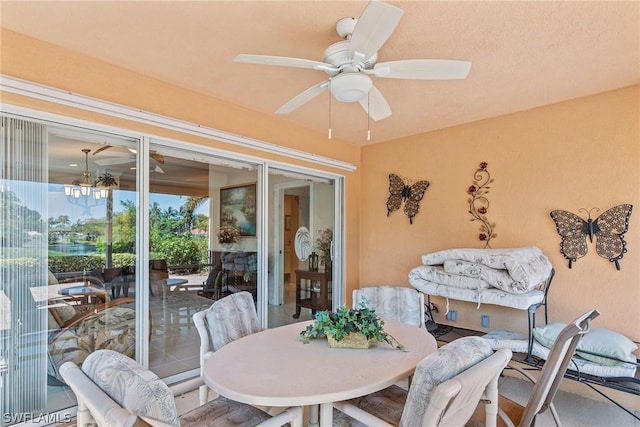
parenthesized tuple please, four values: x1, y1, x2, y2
(203, 320, 437, 427)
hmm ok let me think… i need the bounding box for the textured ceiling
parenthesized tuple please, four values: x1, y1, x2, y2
(1, 1, 639, 145)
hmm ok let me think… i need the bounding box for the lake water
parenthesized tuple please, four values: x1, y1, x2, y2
(48, 243, 97, 255)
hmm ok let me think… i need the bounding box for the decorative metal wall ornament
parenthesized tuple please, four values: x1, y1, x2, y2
(550, 204, 633, 270)
(467, 162, 496, 248)
(386, 173, 430, 224)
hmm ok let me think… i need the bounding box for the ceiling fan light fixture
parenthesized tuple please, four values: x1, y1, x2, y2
(336, 17, 357, 39)
(330, 73, 372, 103)
(64, 148, 110, 214)
(235, 0, 471, 124)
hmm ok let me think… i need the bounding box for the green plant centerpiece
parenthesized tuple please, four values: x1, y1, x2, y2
(299, 305, 405, 350)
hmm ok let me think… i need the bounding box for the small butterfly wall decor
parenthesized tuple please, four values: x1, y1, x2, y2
(550, 204, 633, 270)
(386, 173, 430, 224)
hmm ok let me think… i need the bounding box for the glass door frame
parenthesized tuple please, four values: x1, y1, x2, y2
(266, 164, 345, 321)
(2, 105, 346, 368)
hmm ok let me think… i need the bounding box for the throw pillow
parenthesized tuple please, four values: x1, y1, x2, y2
(533, 323, 637, 366)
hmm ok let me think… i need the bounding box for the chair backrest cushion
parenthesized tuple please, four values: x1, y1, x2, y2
(353, 286, 424, 327)
(48, 307, 136, 383)
(432, 347, 512, 426)
(81, 349, 180, 427)
(204, 291, 261, 351)
(400, 336, 494, 426)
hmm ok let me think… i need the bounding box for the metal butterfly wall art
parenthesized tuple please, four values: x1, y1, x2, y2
(386, 173, 430, 224)
(550, 204, 633, 270)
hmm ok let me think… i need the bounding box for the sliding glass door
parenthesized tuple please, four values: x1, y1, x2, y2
(144, 142, 261, 382)
(1, 115, 139, 421)
(267, 167, 339, 328)
(0, 111, 345, 424)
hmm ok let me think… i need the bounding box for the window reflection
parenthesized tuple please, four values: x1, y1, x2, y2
(1, 115, 341, 425)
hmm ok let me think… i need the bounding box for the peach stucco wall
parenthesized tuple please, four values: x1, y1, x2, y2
(2, 29, 638, 342)
(360, 85, 640, 341)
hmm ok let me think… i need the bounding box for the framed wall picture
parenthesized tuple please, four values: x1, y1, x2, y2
(220, 183, 257, 236)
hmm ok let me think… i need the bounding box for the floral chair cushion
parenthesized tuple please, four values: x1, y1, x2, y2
(333, 336, 494, 427)
(180, 395, 273, 427)
(81, 349, 180, 427)
(400, 336, 493, 425)
(353, 286, 424, 328)
(48, 307, 135, 383)
(204, 291, 260, 351)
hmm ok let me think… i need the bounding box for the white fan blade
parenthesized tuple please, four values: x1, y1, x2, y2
(358, 85, 391, 121)
(235, 54, 337, 73)
(348, 1, 403, 63)
(94, 157, 133, 166)
(276, 80, 330, 115)
(372, 59, 472, 80)
(150, 152, 165, 164)
(92, 145, 112, 155)
(94, 151, 130, 158)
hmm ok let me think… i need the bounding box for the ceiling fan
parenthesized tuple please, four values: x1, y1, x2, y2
(93, 145, 165, 173)
(234, 0, 471, 121)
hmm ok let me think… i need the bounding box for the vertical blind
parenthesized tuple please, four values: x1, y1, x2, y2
(0, 116, 48, 418)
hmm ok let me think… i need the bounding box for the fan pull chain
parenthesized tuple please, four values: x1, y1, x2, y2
(328, 79, 332, 140)
(367, 92, 371, 141)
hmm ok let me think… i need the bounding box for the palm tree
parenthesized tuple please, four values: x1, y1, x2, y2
(183, 196, 206, 234)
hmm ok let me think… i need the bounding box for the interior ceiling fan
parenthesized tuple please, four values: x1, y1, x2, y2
(93, 145, 165, 173)
(235, 0, 471, 121)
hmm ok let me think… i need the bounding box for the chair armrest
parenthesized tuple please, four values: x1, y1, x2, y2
(59, 362, 138, 427)
(49, 297, 136, 341)
(333, 401, 394, 427)
(173, 283, 204, 292)
(202, 350, 213, 363)
(505, 363, 539, 385)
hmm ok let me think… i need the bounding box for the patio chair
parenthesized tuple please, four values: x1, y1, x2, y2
(47, 269, 109, 328)
(469, 309, 601, 427)
(60, 349, 302, 427)
(48, 298, 136, 386)
(102, 267, 126, 299)
(149, 259, 169, 297)
(353, 285, 425, 328)
(332, 336, 512, 427)
(193, 291, 261, 405)
(197, 266, 224, 300)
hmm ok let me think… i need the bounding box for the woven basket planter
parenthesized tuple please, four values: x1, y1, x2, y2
(327, 332, 370, 349)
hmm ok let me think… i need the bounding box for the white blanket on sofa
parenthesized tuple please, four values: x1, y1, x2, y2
(417, 246, 553, 294)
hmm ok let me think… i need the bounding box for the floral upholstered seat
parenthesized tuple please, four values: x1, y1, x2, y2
(48, 297, 136, 385)
(61, 349, 302, 427)
(333, 336, 512, 426)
